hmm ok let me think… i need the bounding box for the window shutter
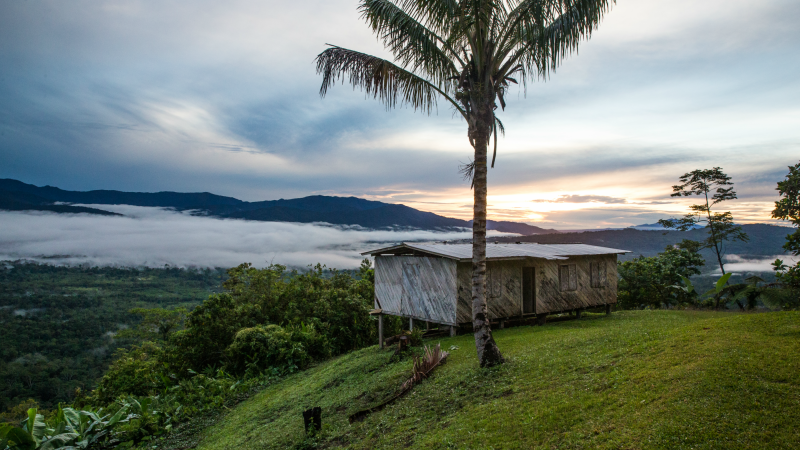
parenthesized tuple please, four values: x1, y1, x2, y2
(561, 264, 577, 291)
(569, 264, 577, 291)
(590, 261, 606, 288)
(599, 261, 607, 287)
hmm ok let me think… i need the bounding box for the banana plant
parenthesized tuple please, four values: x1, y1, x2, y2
(1, 405, 129, 450)
(701, 273, 734, 309)
(669, 275, 697, 305)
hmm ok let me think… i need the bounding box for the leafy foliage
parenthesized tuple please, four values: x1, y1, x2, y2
(117, 308, 187, 343)
(166, 261, 377, 377)
(225, 324, 330, 377)
(1, 404, 131, 450)
(0, 263, 225, 412)
(659, 167, 748, 274)
(2, 258, 387, 444)
(617, 243, 705, 309)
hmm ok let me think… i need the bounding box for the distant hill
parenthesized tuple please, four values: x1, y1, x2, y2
(492, 224, 792, 262)
(0, 188, 122, 216)
(0, 179, 558, 234)
(0, 179, 242, 209)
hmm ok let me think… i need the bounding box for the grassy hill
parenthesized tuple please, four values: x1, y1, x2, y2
(187, 310, 800, 450)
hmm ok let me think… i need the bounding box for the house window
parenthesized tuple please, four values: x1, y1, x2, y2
(559, 264, 577, 291)
(590, 262, 607, 288)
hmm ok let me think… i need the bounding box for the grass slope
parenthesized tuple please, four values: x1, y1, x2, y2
(196, 311, 800, 450)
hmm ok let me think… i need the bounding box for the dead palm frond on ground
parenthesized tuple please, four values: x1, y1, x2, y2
(349, 343, 449, 422)
(401, 343, 449, 390)
(317, 0, 615, 367)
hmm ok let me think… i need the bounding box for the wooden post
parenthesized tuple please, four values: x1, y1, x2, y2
(606, 304, 612, 315)
(378, 314, 384, 349)
(536, 314, 547, 326)
(576, 309, 582, 319)
(409, 318, 413, 331)
(426, 321, 430, 331)
(499, 319, 505, 329)
(450, 325, 457, 337)
(303, 407, 321, 433)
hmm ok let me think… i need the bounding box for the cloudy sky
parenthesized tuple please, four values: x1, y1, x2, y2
(1, 0, 798, 229)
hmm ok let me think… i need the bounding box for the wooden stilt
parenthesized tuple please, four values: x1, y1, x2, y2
(499, 319, 505, 329)
(536, 314, 547, 326)
(409, 318, 413, 331)
(378, 314, 384, 349)
(450, 325, 457, 337)
(576, 309, 582, 319)
(606, 304, 612, 315)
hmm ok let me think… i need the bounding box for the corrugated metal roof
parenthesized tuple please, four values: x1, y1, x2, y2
(362, 242, 630, 261)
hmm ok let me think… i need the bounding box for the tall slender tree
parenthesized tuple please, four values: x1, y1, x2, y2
(659, 168, 749, 276)
(316, 0, 614, 367)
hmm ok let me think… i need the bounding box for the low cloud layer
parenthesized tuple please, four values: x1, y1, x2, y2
(712, 254, 800, 274)
(533, 195, 629, 204)
(0, 206, 507, 269)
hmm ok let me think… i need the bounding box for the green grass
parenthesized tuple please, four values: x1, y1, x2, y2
(194, 311, 800, 450)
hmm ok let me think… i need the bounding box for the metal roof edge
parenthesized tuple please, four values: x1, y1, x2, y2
(360, 243, 408, 256)
(402, 242, 463, 260)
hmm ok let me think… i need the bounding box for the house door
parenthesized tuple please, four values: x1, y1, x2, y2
(522, 267, 535, 314)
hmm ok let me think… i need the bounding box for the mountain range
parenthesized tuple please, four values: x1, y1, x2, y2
(0, 179, 558, 234)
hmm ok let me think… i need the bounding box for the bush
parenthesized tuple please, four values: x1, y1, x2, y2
(91, 342, 165, 404)
(168, 261, 376, 375)
(225, 324, 329, 376)
(618, 244, 704, 309)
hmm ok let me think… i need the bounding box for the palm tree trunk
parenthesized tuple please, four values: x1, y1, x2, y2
(471, 130, 504, 368)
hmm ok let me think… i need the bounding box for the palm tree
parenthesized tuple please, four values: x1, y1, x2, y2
(317, 0, 614, 367)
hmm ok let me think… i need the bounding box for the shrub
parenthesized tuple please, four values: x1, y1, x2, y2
(408, 328, 424, 347)
(167, 261, 376, 375)
(91, 342, 166, 404)
(225, 324, 329, 376)
(618, 243, 705, 309)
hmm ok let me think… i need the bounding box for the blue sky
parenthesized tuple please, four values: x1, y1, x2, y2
(1, 0, 798, 229)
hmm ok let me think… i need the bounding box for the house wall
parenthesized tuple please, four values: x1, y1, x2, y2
(537, 255, 618, 313)
(456, 255, 618, 323)
(374, 255, 458, 325)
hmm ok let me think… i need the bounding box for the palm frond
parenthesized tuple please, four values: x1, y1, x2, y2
(397, 0, 462, 37)
(316, 46, 463, 115)
(401, 343, 449, 390)
(489, 114, 505, 168)
(498, 0, 614, 80)
(459, 158, 476, 188)
(360, 0, 463, 82)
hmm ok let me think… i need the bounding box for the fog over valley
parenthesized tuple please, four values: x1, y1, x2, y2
(0, 206, 511, 268)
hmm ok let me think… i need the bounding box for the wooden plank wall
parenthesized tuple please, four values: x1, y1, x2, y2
(374, 255, 457, 325)
(537, 255, 618, 313)
(456, 262, 472, 324)
(456, 261, 522, 322)
(455, 255, 619, 323)
(488, 261, 523, 319)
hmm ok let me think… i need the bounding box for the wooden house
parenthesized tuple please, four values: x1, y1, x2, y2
(363, 242, 629, 342)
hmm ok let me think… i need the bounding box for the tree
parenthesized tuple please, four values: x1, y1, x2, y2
(316, 0, 614, 367)
(617, 243, 705, 309)
(659, 168, 748, 276)
(773, 161, 800, 257)
(770, 161, 800, 306)
(119, 308, 187, 342)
